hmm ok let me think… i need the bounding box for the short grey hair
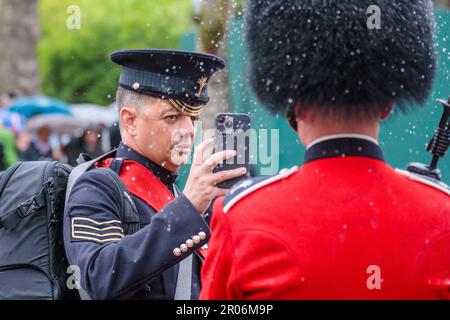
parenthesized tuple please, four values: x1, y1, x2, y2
(115, 86, 155, 115)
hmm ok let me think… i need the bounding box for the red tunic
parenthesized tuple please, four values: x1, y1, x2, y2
(200, 137, 450, 300)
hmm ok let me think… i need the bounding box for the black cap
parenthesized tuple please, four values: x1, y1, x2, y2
(245, 0, 436, 120)
(111, 49, 225, 115)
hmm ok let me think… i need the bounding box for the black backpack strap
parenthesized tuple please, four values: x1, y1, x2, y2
(0, 186, 47, 230)
(94, 167, 140, 235)
(65, 151, 140, 301)
(109, 158, 124, 175)
(0, 161, 64, 231)
(102, 158, 140, 235)
(76, 153, 93, 165)
(99, 158, 139, 233)
(64, 150, 117, 209)
(65, 150, 140, 236)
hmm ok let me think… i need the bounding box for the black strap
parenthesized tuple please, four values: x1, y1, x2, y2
(109, 158, 124, 175)
(65, 150, 118, 210)
(102, 158, 140, 234)
(76, 153, 93, 165)
(65, 150, 140, 236)
(0, 188, 46, 230)
(95, 167, 140, 235)
(64, 150, 140, 300)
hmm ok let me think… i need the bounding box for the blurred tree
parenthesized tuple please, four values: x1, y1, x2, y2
(0, 0, 41, 96)
(199, 0, 228, 55)
(38, 0, 193, 105)
(197, 0, 230, 130)
(196, 0, 244, 130)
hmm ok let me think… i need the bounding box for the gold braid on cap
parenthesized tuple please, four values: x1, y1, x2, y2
(168, 99, 205, 117)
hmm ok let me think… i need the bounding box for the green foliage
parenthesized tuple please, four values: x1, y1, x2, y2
(38, 0, 193, 105)
(199, 0, 228, 54)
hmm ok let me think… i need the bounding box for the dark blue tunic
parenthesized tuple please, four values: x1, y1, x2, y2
(63, 143, 210, 299)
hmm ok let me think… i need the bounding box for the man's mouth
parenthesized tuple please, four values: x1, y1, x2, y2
(173, 144, 192, 153)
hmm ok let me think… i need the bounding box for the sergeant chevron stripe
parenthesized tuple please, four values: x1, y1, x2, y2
(71, 217, 124, 243)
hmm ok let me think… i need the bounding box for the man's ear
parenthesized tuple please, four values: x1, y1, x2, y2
(120, 106, 138, 137)
(294, 102, 308, 122)
(380, 102, 395, 120)
(286, 101, 306, 131)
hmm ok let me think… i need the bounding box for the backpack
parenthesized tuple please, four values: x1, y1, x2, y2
(0, 151, 140, 300)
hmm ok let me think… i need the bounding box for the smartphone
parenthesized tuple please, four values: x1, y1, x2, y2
(213, 113, 251, 189)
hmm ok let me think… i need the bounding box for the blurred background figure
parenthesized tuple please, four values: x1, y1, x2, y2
(19, 126, 54, 161)
(108, 123, 121, 150)
(0, 92, 16, 109)
(15, 131, 31, 156)
(63, 128, 103, 166)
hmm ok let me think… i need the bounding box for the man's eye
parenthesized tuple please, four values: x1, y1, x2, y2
(165, 115, 178, 122)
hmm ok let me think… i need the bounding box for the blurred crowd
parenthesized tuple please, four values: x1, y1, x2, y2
(0, 92, 121, 170)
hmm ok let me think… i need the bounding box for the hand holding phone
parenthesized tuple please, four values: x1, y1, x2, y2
(183, 138, 247, 214)
(213, 113, 251, 189)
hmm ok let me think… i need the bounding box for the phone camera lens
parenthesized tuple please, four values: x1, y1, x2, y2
(225, 120, 233, 128)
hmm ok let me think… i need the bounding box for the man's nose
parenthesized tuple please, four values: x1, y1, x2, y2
(179, 115, 196, 137)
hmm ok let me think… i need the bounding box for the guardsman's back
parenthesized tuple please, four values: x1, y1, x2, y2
(200, 0, 450, 300)
(203, 139, 450, 299)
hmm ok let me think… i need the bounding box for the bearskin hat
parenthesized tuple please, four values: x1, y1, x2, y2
(245, 0, 437, 119)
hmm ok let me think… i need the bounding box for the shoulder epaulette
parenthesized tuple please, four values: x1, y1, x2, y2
(223, 166, 298, 213)
(395, 169, 450, 196)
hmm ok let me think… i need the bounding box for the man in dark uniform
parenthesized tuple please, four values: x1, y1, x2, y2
(201, 0, 450, 299)
(63, 49, 247, 300)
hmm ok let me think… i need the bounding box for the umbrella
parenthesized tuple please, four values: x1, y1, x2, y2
(26, 114, 86, 136)
(9, 96, 72, 118)
(0, 109, 26, 134)
(71, 103, 118, 127)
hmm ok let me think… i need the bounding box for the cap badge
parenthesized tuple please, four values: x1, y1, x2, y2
(196, 76, 208, 97)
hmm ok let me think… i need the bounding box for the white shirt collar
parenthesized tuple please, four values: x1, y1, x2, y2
(307, 134, 379, 150)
